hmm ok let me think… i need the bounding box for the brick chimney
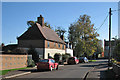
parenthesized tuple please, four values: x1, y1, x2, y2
(37, 15, 44, 27)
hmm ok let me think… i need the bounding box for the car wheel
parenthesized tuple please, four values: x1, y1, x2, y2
(56, 66, 59, 70)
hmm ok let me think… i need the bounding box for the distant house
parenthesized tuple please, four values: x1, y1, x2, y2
(17, 15, 66, 59)
(65, 42, 73, 57)
(2, 44, 18, 52)
(104, 39, 115, 58)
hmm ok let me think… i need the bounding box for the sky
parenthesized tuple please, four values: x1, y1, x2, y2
(2, 2, 118, 45)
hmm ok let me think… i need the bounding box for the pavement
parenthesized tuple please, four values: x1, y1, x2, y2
(85, 60, 117, 80)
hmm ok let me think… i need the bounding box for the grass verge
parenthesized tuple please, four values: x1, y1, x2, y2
(88, 60, 97, 62)
(0, 67, 31, 75)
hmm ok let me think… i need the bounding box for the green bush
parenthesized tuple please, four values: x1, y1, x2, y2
(27, 59, 35, 67)
(54, 53, 62, 64)
(62, 53, 71, 62)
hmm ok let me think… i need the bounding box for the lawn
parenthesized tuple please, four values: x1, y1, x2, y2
(88, 60, 97, 62)
(0, 67, 30, 75)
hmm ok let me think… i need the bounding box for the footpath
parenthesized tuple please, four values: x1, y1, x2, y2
(85, 62, 117, 80)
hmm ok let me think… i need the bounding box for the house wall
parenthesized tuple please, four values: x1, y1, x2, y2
(18, 40, 44, 48)
(45, 40, 65, 50)
(44, 40, 65, 59)
(44, 48, 65, 59)
(65, 48, 73, 57)
(0, 54, 27, 70)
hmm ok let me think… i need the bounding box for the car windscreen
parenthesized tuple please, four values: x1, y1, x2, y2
(39, 60, 49, 62)
(79, 57, 84, 59)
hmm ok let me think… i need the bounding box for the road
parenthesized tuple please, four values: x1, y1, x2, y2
(15, 59, 108, 79)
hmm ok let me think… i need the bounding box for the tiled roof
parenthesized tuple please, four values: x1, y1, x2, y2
(18, 23, 65, 44)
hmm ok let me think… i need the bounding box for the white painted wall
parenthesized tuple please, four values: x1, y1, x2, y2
(44, 48, 65, 59)
(65, 48, 73, 57)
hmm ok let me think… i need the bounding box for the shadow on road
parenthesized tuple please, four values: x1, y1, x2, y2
(80, 64, 98, 67)
(18, 69, 50, 73)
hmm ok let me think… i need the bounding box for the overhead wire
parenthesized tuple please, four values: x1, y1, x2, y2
(96, 14, 109, 32)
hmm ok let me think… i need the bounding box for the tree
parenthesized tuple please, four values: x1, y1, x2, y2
(68, 14, 99, 57)
(113, 39, 120, 61)
(28, 47, 39, 63)
(44, 22, 53, 29)
(27, 21, 35, 27)
(55, 27, 66, 41)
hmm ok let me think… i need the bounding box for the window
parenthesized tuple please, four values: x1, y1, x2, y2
(5, 63, 7, 66)
(47, 42, 50, 48)
(39, 60, 49, 62)
(10, 57, 12, 60)
(54, 43, 56, 48)
(58, 43, 60, 48)
(5, 57, 7, 60)
(62, 45, 64, 49)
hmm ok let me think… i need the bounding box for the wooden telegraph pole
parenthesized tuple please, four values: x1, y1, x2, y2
(108, 8, 111, 70)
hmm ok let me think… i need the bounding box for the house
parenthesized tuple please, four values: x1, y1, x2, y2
(17, 15, 66, 59)
(2, 44, 18, 52)
(104, 39, 115, 58)
(65, 42, 73, 57)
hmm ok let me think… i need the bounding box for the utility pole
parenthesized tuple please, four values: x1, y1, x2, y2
(108, 8, 111, 70)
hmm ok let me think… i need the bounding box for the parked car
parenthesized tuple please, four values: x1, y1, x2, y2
(36, 59, 59, 71)
(79, 57, 89, 63)
(67, 57, 79, 64)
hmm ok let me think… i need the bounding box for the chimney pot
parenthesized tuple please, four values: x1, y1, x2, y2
(37, 15, 44, 27)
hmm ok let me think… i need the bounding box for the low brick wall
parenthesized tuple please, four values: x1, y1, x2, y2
(113, 63, 120, 76)
(0, 54, 27, 70)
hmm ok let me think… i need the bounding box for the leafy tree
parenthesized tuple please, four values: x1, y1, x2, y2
(28, 47, 39, 63)
(27, 21, 35, 27)
(113, 39, 120, 61)
(55, 27, 66, 40)
(44, 22, 53, 29)
(68, 14, 99, 57)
